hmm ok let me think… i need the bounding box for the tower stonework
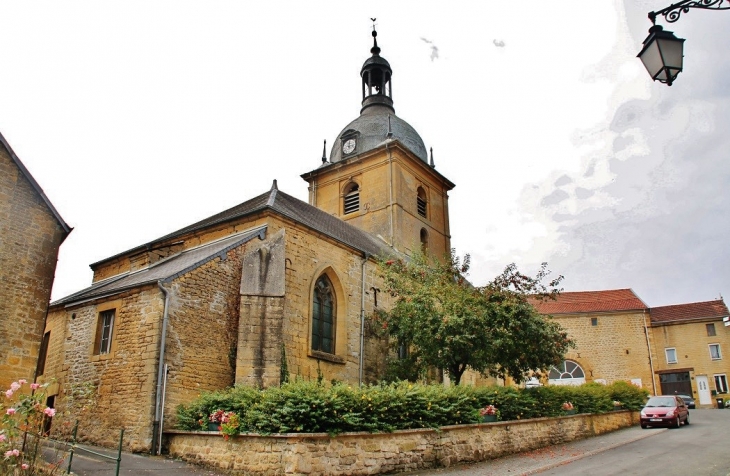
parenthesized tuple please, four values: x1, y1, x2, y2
(301, 29, 454, 259)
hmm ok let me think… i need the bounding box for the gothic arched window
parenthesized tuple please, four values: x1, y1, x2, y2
(312, 275, 336, 354)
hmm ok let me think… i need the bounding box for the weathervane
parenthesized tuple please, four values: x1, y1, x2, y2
(371, 17, 377, 30)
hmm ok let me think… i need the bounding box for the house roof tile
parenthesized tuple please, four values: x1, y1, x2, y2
(531, 289, 648, 315)
(650, 299, 729, 325)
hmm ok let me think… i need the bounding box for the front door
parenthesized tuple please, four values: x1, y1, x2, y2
(696, 376, 712, 405)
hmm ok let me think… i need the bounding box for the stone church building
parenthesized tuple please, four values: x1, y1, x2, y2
(41, 30, 454, 451)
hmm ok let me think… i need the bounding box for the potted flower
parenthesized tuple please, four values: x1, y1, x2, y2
(613, 400, 623, 411)
(562, 401, 575, 415)
(479, 404, 498, 423)
(208, 409, 236, 431)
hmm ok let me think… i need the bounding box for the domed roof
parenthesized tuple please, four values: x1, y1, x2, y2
(329, 105, 428, 163)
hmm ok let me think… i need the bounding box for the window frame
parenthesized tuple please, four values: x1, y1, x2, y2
(665, 347, 678, 364)
(416, 186, 428, 218)
(95, 309, 115, 355)
(715, 374, 728, 394)
(709, 343, 722, 361)
(311, 275, 336, 355)
(343, 182, 360, 215)
(36, 331, 51, 376)
(706, 323, 717, 336)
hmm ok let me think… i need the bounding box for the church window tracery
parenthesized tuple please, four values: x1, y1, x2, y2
(312, 275, 336, 354)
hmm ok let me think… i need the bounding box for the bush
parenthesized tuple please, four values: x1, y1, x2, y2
(176, 380, 649, 436)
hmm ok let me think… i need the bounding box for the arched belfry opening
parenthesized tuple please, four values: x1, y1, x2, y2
(360, 29, 394, 113)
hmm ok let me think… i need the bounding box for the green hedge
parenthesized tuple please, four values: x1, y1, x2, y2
(176, 380, 648, 435)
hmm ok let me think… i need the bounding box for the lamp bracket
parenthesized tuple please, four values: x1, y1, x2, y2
(650, 0, 730, 24)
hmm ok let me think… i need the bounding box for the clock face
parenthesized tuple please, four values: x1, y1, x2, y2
(342, 139, 356, 155)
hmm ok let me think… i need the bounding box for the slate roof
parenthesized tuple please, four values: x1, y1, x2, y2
(531, 289, 648, 315)
(52, 226, 267, 307)
(91, 181, 394, 269)
(650, 299, 729, 325)
(0, 131, 72, 238)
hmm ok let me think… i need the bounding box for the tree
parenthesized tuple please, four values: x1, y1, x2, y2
(372, 251, 574, 385)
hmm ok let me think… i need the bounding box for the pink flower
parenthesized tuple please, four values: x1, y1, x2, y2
(30, 383, 40, 390)
(10, 382, 20, 392)
(43, 407, 56, 417)
(21, 463, 29, 470)
(18, 379, 27, 385)
(0, 434, 6, 442)
(6, 408, 16, 415)
(5, 389, 12, 398)
(4, 449, 20, 457)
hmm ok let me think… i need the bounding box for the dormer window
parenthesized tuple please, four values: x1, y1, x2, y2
(343, 183, 360, 215)
(417, 187, 427, 218)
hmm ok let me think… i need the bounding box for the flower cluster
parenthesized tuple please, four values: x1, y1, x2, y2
(208, 409, 236, 424)
(562, 401, 574, 411)
(479, 404, 497, 416)
(1, 379, 58, 474)
(613, 401, 622, 407)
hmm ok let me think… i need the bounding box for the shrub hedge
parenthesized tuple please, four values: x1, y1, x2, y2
(176, 380, 648, 435)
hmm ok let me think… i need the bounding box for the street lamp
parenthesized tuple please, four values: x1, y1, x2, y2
(638, 0, 730, 86)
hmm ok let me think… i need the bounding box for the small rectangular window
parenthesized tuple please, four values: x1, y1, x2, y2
(591, 317, 598, 326)
(36, 331, 50, 376)
(665, 348, 677, 364)
(715, 374, 728, 394)
(95, 310, 115, 355)
(706, 323, 716, 336)
(709, 344, 722, 360)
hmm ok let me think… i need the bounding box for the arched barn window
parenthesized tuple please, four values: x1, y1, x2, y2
(548, 360, 586, 386)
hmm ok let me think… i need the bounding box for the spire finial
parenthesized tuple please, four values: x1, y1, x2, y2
(370, 18, 380, 55)
(429, 147, 435, 168)
(321, 139, 327, 163)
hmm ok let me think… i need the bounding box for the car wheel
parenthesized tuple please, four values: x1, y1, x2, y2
(684, 413, 690, 425)
(674, 416, 681, 428)
(640, 422, 648, 429)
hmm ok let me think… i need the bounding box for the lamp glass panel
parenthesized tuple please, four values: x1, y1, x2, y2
(639, 40, 665, 79)
(657, 37, 684, 70)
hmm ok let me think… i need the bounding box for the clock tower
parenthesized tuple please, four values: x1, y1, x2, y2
(301, 28, 455, 258)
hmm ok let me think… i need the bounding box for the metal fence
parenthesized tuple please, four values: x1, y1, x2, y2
(43, 421, 124, 475)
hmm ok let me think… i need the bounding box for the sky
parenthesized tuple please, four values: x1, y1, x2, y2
(1, 1, 728, 307)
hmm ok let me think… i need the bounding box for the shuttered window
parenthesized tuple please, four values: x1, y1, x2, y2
(344, 184, 359, 215)
(417, 187, 427, 218)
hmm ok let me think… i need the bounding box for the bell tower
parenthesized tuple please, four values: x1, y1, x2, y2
(301, 27, 455, 259)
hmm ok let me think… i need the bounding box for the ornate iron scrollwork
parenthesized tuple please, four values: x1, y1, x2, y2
(650, 0, 730, 24)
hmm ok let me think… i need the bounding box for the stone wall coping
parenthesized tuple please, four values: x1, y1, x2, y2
(165, 410, 634, 440)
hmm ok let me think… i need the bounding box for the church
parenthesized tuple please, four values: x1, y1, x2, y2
(40, 29, 455, 452)
(35, 27, 730, 454)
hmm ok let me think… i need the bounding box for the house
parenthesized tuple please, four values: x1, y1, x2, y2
(649, 299, 730, 406)
(530, 289, 655, 391)
(0, 132, 71, 389)
(531, 290, 730, 407)
(40, 29, 455, 452)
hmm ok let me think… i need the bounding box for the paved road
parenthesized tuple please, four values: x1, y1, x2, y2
(403, 409, 730, 476)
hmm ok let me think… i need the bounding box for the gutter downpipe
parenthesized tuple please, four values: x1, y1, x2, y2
(359, 252, 371, 386)
(152, 281, 171, 455)
(386, 143, 395, 247)
(643, 309, 657, 395)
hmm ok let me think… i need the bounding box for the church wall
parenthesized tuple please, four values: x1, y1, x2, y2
(162, 245, 247, 431)
(233, 216, 389, 386)
(42, 287, 163, 452)
(0, 145, 66, 388)
(550, 311, 655, 391)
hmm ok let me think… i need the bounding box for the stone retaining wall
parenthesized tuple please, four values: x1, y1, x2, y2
(165, 411, 639, 475)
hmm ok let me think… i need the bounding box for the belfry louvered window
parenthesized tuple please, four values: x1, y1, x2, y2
(312, 276, 335, 354)
(344, 183, 360, 215)
(417, 187, 427, 218)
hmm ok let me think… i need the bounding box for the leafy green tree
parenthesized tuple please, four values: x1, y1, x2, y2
(372, 251, 574, 385)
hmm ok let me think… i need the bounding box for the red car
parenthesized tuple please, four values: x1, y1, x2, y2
(640, 395, 690, 429)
